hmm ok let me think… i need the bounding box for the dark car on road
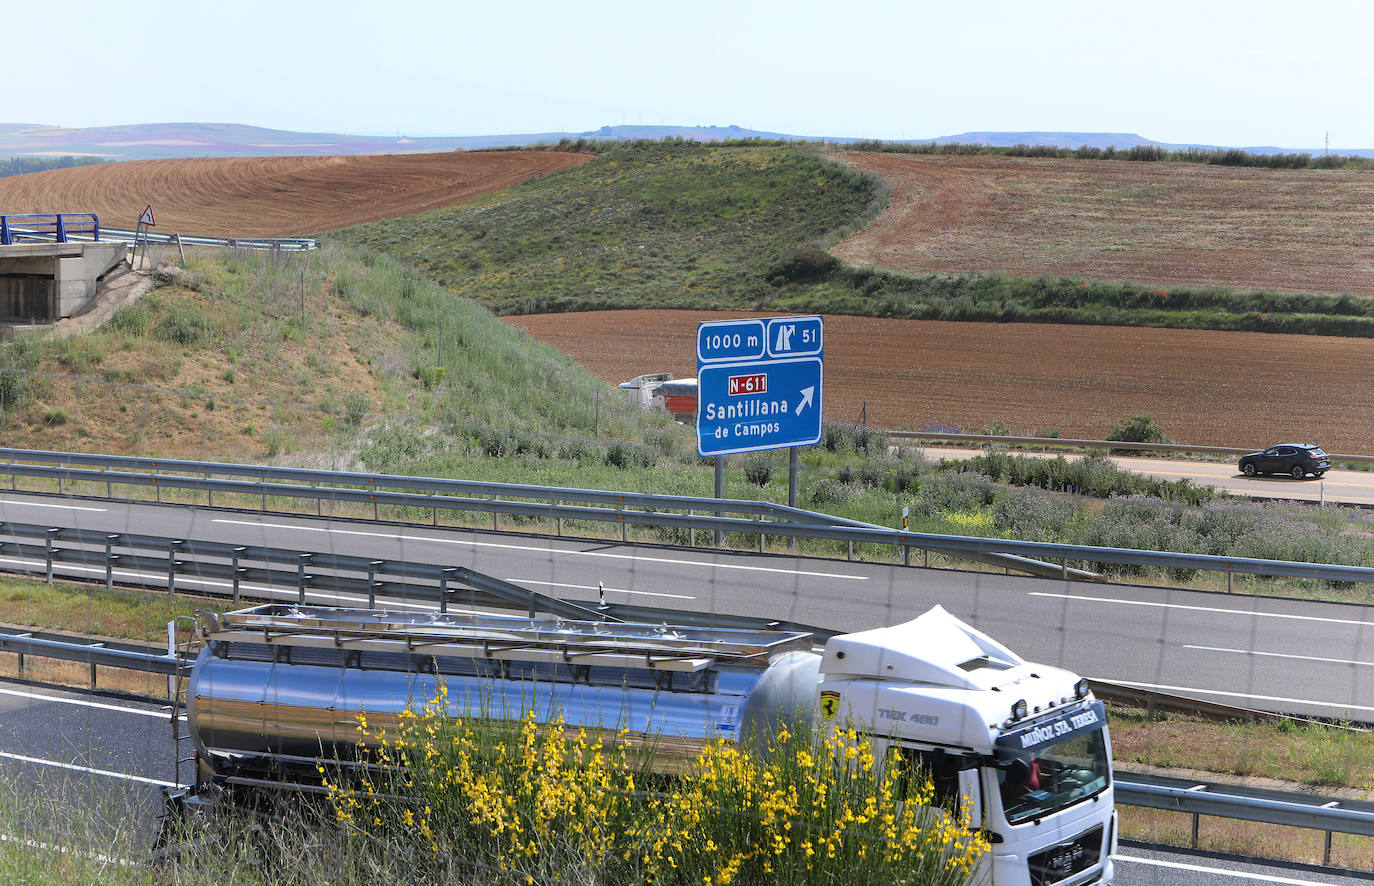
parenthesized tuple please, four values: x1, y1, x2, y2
(1239, 443, 1330, 479)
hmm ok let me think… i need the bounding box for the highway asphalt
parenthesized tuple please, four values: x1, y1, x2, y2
(1, 679, 1371, 884)
(1, 492, 1373, 722)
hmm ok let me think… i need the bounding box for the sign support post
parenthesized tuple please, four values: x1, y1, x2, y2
(134, 205, 156, 268)
(697, 315, 824, 550)
(714, 456, 724, 546)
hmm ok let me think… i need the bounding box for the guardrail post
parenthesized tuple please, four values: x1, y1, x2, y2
(687, 510, 693, 548)
(232, 547, 246, 604)
(45, 528, 59, 584)
(316, 487, 322, 517)
(493, 504, 499, 532)
(207, 474, 214, 508)
(105, 534, 120, 590)
(1325, 827, 1333, 866)
(924, 548, 929, 568)
(618, 496, 626, 543)
(903, 541, 910, 567)
(758, 528, 764, 553)
(167, 540, 182, 594)
(89, 643, 103, 688)
(1191, 810, 1200, 848)
(439, 567, 456, 614)
(368, 561, 382, 608)
(847, 541, 853, 561)
(58, 462, 65, 496)
(1227, 566, 1233, 594)
(297, 553, 312, 604)
(556, 500, 562, 537)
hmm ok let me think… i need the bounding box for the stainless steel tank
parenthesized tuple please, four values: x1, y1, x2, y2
(186, 605, 820, 780)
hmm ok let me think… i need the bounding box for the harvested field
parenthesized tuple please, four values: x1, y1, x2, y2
(0, 151, 588, 236)
(832, 152, 1374, 297)
(506, 310, 1374, 453)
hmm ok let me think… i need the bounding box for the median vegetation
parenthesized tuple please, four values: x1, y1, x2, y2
(317, 697, 986, 885)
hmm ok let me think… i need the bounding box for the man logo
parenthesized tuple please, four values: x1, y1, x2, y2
(819, 690, 840, 720)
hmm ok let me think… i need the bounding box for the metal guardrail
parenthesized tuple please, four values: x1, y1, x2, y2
(0, 213, 99, 246)
(15, 226, 316, 252)
(892, 431, 1374, 466)
(1, 448, 1371, 591)
(1088, 679, 1366, 731)
(99, 227, 317, 252)
(0, 521, 831, 638)
(1116, 773, 1374, 863)
(0, 626, 182, 687)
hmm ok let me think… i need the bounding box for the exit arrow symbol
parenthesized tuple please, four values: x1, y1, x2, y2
(795, 386, 815, 415)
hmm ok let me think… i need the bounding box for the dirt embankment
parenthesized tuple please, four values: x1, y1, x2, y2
(832, 152, 1374, 297)
(506, 309, 1374, 453)
(0, 151, 590, 236)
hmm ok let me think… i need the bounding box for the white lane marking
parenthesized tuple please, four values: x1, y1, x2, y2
(1185, 644, 1374, 668)
(0, 499, 106, 512)
(1102, 679, 1374, 715)
(1030, 591, 1374, 628)
(1115, 854, 1344, 884)
(212, 519, 870, 581)
(0, 555, 439, 612)
(0, 831, 136, 867)
(0, 750, 175, 788)
(0, 686, 178, 720)
(513, 578, 694, 601)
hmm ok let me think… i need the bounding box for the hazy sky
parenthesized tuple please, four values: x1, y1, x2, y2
(10, 0, 1372, 149)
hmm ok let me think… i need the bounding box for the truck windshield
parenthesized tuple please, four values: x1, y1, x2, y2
(995, 727, 1110, 825)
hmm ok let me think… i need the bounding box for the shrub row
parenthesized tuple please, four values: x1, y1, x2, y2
(943, 452, 1214, 505)
(847, 140, 1374, 170)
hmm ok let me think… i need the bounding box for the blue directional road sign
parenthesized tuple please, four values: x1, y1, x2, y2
(697, 315, 824, 457)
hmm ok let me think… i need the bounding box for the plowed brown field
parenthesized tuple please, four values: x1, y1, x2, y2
(0, 151, 588, 236)
(506, 310, 1374, 453)
(832, 153, 1374, 297)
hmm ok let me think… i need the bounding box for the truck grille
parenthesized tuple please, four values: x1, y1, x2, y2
(1028, 824, 1102, 885)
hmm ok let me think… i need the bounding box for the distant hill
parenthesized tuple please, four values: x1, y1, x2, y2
(0, 121, 1367, 161)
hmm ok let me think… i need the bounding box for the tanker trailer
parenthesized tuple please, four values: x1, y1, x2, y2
(179, 603, 1114, 885)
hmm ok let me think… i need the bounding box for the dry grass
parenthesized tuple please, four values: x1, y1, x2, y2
(1120, 807, 1374, 871)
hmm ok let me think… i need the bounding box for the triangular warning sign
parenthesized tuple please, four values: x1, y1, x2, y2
(138, 205, 155, 226)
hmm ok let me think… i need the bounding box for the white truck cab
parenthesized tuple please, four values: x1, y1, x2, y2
(817, 607, 1115, 885)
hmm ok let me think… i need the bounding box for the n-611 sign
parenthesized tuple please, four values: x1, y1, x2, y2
(696, 315, 823, 457)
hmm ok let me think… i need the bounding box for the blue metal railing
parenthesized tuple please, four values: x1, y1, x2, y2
(0, 213, 99, 245)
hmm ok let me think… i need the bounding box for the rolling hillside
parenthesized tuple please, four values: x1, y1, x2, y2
(0, 151, 589, 236)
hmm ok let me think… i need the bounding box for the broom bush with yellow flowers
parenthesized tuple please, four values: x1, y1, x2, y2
(321, 684, 989, 885)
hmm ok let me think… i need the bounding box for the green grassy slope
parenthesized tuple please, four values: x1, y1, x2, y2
(333, 141, 882, 315)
